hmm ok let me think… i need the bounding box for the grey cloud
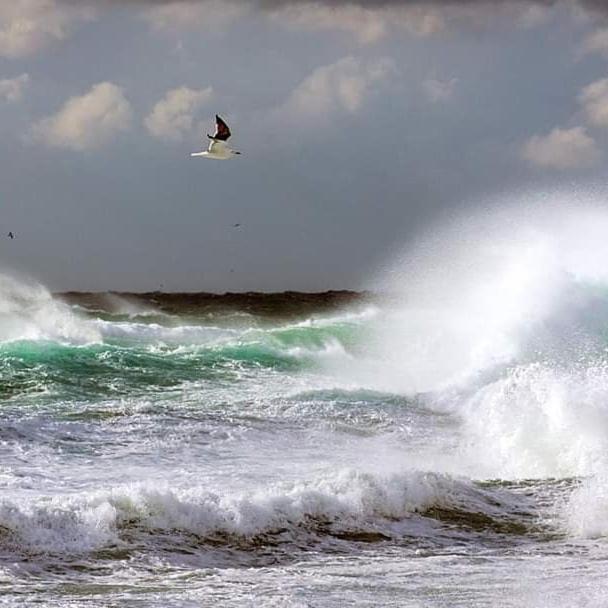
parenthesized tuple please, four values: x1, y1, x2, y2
(54, 0, 608, 20)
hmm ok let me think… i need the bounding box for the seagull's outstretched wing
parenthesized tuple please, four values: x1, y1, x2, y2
(210, 115, 231, 141)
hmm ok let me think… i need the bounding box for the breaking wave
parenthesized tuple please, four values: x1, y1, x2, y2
(0, 469, 539, 559)
(357, 194, 608, 538)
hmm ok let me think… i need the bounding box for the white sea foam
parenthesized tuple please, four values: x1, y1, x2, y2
(275, 337, 353, 364)
(564, 474, 608, 538)
(0, 273, 99, 344)
(288, 306, 380, 329)
(458, 362, 608, 480)
(94, 319, 238, 345)
(93, 319, 357, 368)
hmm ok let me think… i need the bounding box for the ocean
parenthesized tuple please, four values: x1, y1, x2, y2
(3, 201, 608, 607)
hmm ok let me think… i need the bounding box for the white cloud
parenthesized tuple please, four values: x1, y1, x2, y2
(280, 56, 394, 120)
(521, 126, 601, 170)
(143, 0, 248, 32)
(581, 27, 608, 58)
(423, 77, 458, 103)
(145, 86, 213, 141)
(30, 82, 132, 151)
(0, 0, 94, 58)
(0, 73, 30, 103)
(579, 77, 608, 127)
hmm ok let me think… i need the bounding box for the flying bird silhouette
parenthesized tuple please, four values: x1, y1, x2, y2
(191, 115, 241, 160)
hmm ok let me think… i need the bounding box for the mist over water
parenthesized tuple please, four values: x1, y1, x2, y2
(364, 193, 608, 541)
(3, 190, 608, 605)
(362, 194, 608, 523)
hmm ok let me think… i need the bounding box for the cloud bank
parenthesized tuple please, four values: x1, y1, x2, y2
(0, 0, 94, 58)
(145, 85, 213, 141)
(2, 0, 603, 59)
(30, 82, 132, 150)
(55, 0, 605, 10)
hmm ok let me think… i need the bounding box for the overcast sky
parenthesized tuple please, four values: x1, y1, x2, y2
(0, 0, 607, 291)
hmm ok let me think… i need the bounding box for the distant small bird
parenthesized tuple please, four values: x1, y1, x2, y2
(191, 115, 241, 160)
(233, 223, 241, 228)
(7, 232, 14, 239)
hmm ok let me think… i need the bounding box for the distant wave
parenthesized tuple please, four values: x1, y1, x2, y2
(0, 310, 370, 401)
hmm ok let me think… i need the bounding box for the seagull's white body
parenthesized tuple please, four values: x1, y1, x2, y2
(191, 140, 234, 160)
(191, 115, 240, 160)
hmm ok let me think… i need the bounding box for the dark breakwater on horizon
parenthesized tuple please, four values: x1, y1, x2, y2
(56, 290, 373, 318)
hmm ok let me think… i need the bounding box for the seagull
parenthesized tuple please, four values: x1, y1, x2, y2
(191, 115, 241, 160)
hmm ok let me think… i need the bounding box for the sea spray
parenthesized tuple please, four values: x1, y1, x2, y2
(359, 193, 608, 544)
(0, 272, 99, 344)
